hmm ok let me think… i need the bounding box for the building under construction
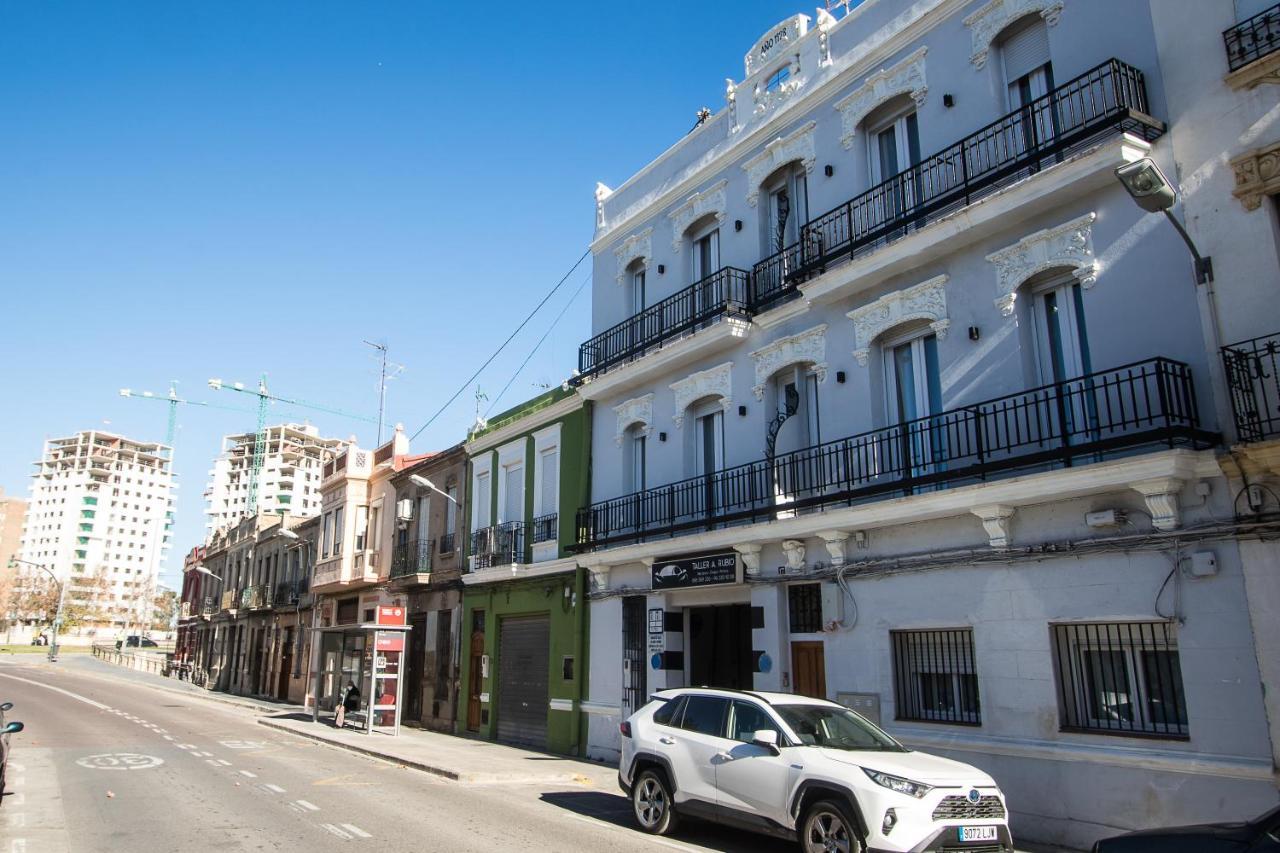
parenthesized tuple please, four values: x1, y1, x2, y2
(203, 423, 345, 537)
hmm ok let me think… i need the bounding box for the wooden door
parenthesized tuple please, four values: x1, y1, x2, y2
(277, 627, 293, 701)
(791, 641, 827, 699)
(466, 629, 485, 731)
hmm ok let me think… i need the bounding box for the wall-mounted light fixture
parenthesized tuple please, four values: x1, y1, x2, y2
(658, 431, 668, 442)
(1115, 158, 1213, 284)
(824, 164, 834, 177)
(968, 326, 980, 341)
(836, 371, 846, 384)
(943, 93, 955, 108)
(734, 219, 743, 232)
(657, 264, 665, 275)
(738, 405, 747, 417)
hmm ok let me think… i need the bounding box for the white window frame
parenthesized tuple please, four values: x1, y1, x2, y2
(691, 401, 725, 476)
(881, 325, 941, 426)
(531, 424, 562, 519)
(690, 222, 721, 284)
(471, 455, 493, 533)
(1028, 273, 1091, 386)
(495, 438, 526, 526)
(761, 163, 809, 256)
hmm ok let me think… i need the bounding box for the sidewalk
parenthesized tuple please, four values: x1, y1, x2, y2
(259, 713, 604, 785)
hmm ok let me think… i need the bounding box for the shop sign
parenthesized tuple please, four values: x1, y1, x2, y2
(651, 552, 738, 590)
(375, 633, 405, 652)
(375, 605, 406, 626)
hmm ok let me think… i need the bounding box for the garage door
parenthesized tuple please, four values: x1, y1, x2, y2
(496, 615, 550, 748)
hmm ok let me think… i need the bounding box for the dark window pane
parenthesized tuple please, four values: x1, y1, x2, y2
(788, 584, 823, 634)
(652, 695, 684, 727)
(1142, 650, 1186, 728)
(680, 696, 729, 737)
(729, 701, 779, 743)
(1082, 649, 1133, 724)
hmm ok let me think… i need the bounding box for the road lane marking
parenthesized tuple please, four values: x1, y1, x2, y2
(292, 799, 320, 812)
(238, 770, 257, 778)
(205, 759, 221, 768)
(262, 783, 285, 794)
(340, 824, 371, 839)
(319, 824, 352, 840)
(0, 673, 109, 710)
(192, 751, 212, 758)
(162, 736, 174, 741)
(176, 744, 196, 750)
(216, 760, 232, 766)
(218, 740, 264, 750)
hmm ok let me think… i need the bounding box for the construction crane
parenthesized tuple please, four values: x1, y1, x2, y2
(208, 374, 378, 514)
(119, 381, 264, 449)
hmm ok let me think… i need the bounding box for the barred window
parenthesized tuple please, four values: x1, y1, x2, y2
(891, 628, 980, 725)
(788, 583, 823, 634)
(1051, 622, 1188, 739)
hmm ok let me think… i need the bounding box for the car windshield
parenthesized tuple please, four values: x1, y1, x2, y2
(774, 704, 906, 752)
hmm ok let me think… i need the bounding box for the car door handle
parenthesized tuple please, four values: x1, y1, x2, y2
(714, 752, 733, 762)
(658, 736, 675, 745)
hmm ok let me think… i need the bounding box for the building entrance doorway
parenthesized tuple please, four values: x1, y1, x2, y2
(688, 604, 752, 689)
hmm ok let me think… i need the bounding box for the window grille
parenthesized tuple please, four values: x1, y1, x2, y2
(1051, 621, 1188, 739)
(788, 583, 823, 634)
(891, 628, 980, 725)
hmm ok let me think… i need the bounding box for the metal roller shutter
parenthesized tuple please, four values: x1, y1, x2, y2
(496, 615, 550, 748)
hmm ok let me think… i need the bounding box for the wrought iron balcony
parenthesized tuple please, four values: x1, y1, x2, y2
(471, 522, 526, 569)
(752, 59, 1163, 311)
(1223, 333, 1280, 442)
(199, 596, 217, 617)
(576, 358, 1217, 550)
(273, 579, 307, 607)
(578, 267, 751, 379)
(1225, 4, 1280, 72)
(390, 538, 434, 579)
(531, 512, 558, 545)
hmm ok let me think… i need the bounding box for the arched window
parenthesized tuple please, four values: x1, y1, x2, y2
(1020, 268, 1092, 386)
(685, 396, 726, 478)
(684, 214, 721, 286)
(862, 95, 922, 229)
(623, 423, 647, 494)
(760, 161, 809, 257)
(999, 14, 1053, 110)
(624, 259, 646, 317)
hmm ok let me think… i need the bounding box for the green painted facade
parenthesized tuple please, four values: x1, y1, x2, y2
(457, 388, 592, 754)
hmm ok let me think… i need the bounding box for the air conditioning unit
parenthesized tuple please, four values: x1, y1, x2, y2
(396, 499, 413, 521)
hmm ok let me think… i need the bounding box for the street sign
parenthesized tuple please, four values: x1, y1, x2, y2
(375, 605, 406, 626)
(375, 633, 405, 652)
(651, 552, 739, 590)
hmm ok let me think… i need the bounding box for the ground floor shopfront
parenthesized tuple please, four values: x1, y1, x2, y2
(580, 455, 1280, 849)
(401, 585, 461, 732)
(457, 562, 588, 755)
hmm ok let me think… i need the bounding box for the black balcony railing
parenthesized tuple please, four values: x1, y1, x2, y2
(578, 267, 751, 379)
(273, 579, 306, 607)
(531, 512, 558, 544)
(1222, 333, 1280, 443)
(471, 522, 526, 569)
(752, 60, 1163, 311)
(575, 358, 1217, 550)
(439, 532, 456, 554)
(1225, 3, 1280, 72)
(199, 596, 216, 617)
(391, 538, 434, 579)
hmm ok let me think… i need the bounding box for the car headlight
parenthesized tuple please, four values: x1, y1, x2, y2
(862, 768, 933, 798)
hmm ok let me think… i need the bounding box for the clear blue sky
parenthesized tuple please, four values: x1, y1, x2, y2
(0, 0, 799, 589)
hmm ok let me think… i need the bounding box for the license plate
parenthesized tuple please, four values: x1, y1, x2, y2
(959, 826, 998, 842)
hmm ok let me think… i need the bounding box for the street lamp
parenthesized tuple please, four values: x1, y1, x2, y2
(1115, 158, 1214, 284)
(409, 474, 459, 505)
(7, 558, 66, 663)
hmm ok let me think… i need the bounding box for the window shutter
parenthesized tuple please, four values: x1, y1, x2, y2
(1001, 17, 1050, 83)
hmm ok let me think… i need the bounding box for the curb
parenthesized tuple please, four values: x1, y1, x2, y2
(256, 718, 596, 786)
(41, 660, 296, 717)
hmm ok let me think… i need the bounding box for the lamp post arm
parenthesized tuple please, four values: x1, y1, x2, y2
(1162, 209, 1214, 284)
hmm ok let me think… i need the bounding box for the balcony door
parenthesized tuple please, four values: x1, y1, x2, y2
(870, 110, 922, 227)
(762, 164, 809, 287)
(1001, 16, 1056, 159)
(692, 404, 725, 520)
(628, 266, 647, 353)
(771, 368, 821, 512)
(501, 464, 523, 524)
(1032, 276, 1097, 444)
(691, 227, 720, 318)
(884, 330, 944, 482)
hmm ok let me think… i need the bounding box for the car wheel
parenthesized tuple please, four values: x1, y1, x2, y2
(632, 768, 679, 836)
(800, 799, 863, 853)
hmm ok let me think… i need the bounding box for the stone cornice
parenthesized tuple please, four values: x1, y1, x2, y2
(1231, 139, 1280, 211)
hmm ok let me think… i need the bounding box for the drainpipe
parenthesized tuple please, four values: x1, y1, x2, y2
(570, 566, 586, 756)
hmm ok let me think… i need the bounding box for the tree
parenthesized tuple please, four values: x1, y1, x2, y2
(151, 588, 178, 631)
(61, 569, 110, 630)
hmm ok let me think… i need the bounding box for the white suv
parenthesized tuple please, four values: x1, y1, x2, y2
(619, 688, 1012, 853)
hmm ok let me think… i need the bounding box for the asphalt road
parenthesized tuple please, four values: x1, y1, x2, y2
(0, 660, 796, 853)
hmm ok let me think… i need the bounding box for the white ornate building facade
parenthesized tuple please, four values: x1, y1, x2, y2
(574, 0, 1280, 846)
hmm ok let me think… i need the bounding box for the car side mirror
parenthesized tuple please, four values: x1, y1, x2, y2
(751, 729, 780, 754)
(0, 702, 12, 712)
(3, 721, 23, 735)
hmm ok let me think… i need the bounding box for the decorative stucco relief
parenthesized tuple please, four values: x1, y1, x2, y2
(742, 121, 817, 206)
(749, 324, 829, 400)
(963, 0, 1064, 69)
(834, 47, 928, 150)
(1231, 140, 1280, 211)
(668, 180, 728, 252)
(670, 362, 735, 428)
(613, 394, 654, 447)
(594, 183, 613, 234)
(985, 212, 1097, 316)
(848, 275, 950, 366)
(614, 227, 652, 285)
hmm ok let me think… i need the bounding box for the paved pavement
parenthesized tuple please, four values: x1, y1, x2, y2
(0, 657, 1080, 852)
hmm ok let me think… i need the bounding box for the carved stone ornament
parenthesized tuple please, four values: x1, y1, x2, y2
(749, 324, 829, 400)
(781, 539, 806, 571)
(613, 394, 654, 447)
(594, 182, 613, 233)
(744, 14, 809, 78)
(971, 504, 1015, 549)
(1231, 140, 1280, 211)
(985, 212, 1097, 316)
(742, 121, 817, 206)
(614, 227, 652, 285)
(848, 275, 950, 366)
(1131, 477, 1184, 532)
(753, 55, 804, 119)
(733, 543, 762, 577)
(963, 0, 1064, 69)
(588, 565, 611, 591)
(834, 47, 928, 150)
(668, 180, 728, 252)
(817, 530, 850, 566)
(725, 78, 739, 130)
(670, 362, 734, 428)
